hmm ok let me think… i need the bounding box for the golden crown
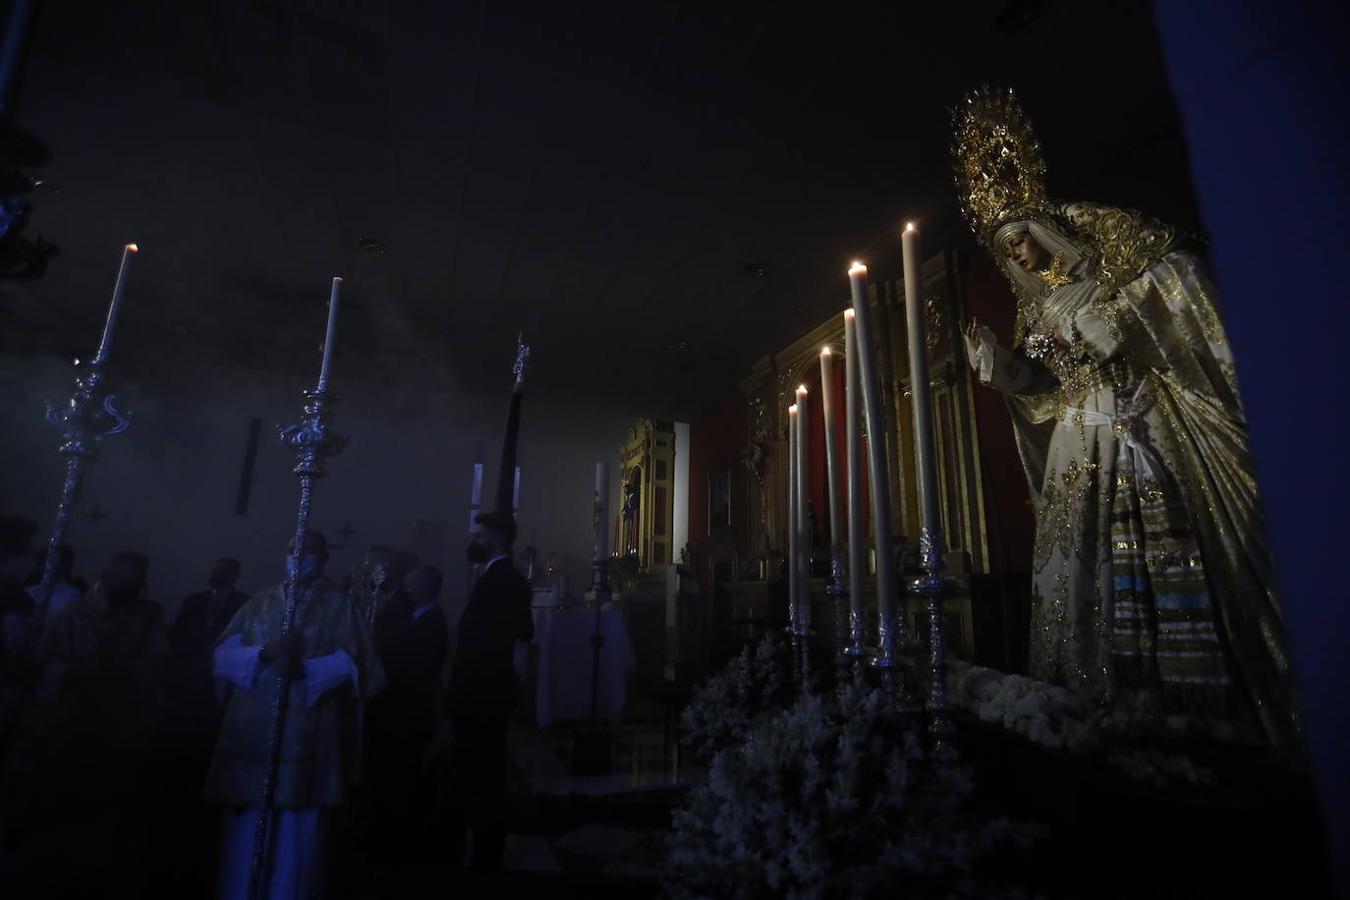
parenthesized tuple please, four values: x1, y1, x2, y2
(951, 86, 1048, 243)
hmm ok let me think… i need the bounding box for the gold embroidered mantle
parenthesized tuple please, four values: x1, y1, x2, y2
(1001, 249, 1298, 748)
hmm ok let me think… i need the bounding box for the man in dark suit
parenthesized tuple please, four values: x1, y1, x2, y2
(445, 511, 534, 872)
(156, 557, 250, 888)
(167, 558, 249, 742)
(173, 559, 248, 657)
(365, 565, 448, 867)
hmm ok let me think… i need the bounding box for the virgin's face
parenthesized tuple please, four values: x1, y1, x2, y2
(1005, 231, 1050, 272)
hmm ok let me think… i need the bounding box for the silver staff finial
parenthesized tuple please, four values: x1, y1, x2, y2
(512, 334, 531, 389)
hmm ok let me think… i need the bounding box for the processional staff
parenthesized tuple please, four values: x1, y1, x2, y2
(32, 244, 137, 628)
(250, 276, 349, 899)
(494, 334, 530, 551)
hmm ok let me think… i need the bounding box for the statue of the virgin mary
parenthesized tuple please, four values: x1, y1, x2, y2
(952, 87, 1300, 748)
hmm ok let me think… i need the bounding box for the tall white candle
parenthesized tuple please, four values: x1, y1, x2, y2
(93, 243, 138, 365)
(317, 276, 343, 390)
(819, 348, 843, 553)
(468, 462, 484, 531)
(470, 463, 484, 506)
(786, 403, 799, 632)
(844, 309, 866, 637)
(902, 223, 941, 556)
(847, 263, 898, 646)
(795, 384, 810, 632)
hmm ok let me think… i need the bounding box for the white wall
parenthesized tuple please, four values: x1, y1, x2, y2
(1, 355, 634, 625)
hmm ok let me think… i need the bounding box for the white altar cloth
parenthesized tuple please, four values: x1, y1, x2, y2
(533, 605, 634, 728)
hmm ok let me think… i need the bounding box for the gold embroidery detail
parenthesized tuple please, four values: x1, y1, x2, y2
(1033, 458, 1098, 573)
(1060, 202, 1179, 293)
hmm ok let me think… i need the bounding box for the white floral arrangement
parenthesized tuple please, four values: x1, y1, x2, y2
(679, 635, 792, 764)
(946, 661, 1214, 786)
(666, 680, 1039, 899)
(666, 643, 1215, 898)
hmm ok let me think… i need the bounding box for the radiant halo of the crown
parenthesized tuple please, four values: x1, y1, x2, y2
(951, 86, 1049, 245)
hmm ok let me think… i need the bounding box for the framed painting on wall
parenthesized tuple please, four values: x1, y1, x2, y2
(709, 465, 732, 537)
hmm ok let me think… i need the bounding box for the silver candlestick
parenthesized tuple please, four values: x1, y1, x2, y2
(33, 245, 139, 628)
(33, 362, 132, 623)
(827, 549, 847, 657)
(249, 386, 348, 899)
(251, 278, 348, 899)
(908, 527, 961, 760)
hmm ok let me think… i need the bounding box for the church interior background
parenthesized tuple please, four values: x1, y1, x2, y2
(0, 1, 1346, 897)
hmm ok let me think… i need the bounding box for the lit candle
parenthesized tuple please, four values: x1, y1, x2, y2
(848, 262, 899, 655)
(902, 223, 941, 561)
(795, 384, 810, 633)
(595, 461, 610, 560)
(787, 403, 798, 633)
(317, 276, 343, 390)
(92, 243, 139, 365)
(843, 309, 866, 644)
(819, 348, 843, 555)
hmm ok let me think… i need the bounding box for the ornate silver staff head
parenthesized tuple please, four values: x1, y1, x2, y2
(512, 333, 531, 390)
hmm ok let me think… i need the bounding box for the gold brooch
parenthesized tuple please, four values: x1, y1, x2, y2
(1039, 253, 1073, 288)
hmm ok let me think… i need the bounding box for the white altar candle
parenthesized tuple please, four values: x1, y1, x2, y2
(902, 223, 941, 554)
(787, 403, 798, 632)
(847, 263, 898, 640)
(819, 348, 843, 554)
(844, 309, 866, 633)
(317, 276, 343, 390)
(468, 462, 484, 531)
(93, 243, 138, 365)
(470, 463, 484, 506)
(795, 384, 810, 632)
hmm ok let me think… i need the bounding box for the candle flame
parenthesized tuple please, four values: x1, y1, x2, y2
(843, 309, 855, 321)
(788, 404, 798, 414)
(904, 222, 916, 232)
(126, 243, 139, 253)
(848, 261, 867, 275)
(821, 347, 831, 356)
(797, 384, 808, 395)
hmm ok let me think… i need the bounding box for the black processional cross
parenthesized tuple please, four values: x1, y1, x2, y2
(83, 505, 108, 526)
(334, 521, 356, 547)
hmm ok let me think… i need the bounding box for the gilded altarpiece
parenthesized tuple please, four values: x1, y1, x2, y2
(619, 418, 676, 571)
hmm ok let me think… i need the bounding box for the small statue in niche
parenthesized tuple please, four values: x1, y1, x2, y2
(740, 430, 768, 480)
(621, 480, 639, 521)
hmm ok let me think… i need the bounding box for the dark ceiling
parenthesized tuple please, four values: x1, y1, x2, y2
(1, 0, 1193, 419)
